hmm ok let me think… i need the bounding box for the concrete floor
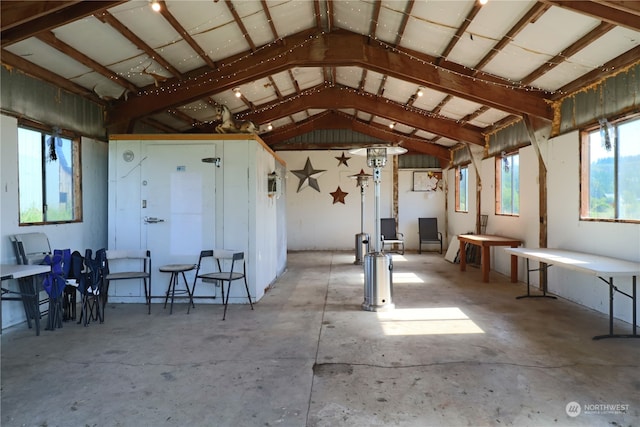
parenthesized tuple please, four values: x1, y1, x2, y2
(1, 251, 639, 427)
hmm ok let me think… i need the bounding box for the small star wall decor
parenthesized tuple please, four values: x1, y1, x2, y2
(335, 152, 351, 167)
(330, 186, 348, 204)
(291, 157, 326, 193)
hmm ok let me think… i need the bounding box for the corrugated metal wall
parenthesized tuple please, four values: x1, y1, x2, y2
(487, 63, 639, 154)
(557, 62, 639, 134)
(1, 68, 105, 140)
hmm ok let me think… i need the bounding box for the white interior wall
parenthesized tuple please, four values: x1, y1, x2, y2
(277, 150, 447, 252)
(1, 114, 108, 329)
(481, 145, 541, 278)
(398, 169, 446, 251)
(446, 131, 639, 326)
(545, 131, 640, 325)
(278, 150, 385, 250)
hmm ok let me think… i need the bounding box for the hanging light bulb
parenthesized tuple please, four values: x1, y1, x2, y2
(479, 0, 488, 5)
(417, 88, 424, 97)
(150, 0, 161, 12)
(233, 88, 242, 98)
(267, 123, 273, 131)
(389, 122, 395, 129)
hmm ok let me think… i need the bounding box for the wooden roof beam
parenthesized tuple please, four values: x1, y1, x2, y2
(106, 30, 554, 125)
(249, 86, 485, 146)
(264, 111, 450, 160)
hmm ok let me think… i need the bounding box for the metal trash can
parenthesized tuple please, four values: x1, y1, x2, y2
(362, 252, 394, 311)
(354, 233, 370, 265)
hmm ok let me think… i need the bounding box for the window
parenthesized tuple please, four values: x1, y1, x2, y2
(581, 115, 640, 221)
(456, 165, 468, 212)
(18, 127, 82, 224)
(496, 152, 519, 215)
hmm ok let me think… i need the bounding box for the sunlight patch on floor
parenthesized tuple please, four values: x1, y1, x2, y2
(376, 307, 485, 336)
(392, 272, 424, 283)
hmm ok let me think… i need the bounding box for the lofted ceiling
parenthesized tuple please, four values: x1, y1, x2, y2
(2, 0, 639, 162)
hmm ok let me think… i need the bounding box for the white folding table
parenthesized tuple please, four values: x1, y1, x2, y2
(504, 248, 639, 340)
(1, 264, 51, 335)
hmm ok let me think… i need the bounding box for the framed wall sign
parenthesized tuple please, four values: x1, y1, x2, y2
(413, 171, 440, 192)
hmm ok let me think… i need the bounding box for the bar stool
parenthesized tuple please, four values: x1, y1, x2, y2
(159, 264, 196, 314)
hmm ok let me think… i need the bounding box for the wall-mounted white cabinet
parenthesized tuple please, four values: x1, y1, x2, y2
(108, 134, 287, 305)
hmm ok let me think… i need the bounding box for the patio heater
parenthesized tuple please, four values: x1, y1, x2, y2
(349, 169, 372, 265)
(349, 146, 407, 311)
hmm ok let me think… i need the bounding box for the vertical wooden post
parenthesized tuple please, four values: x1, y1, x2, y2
(466, 144, 482, 235)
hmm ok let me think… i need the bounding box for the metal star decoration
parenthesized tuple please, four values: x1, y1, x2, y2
(335, 152, 351, 167)
(291, 157, 326, 193)
(330, 186, 348, 204)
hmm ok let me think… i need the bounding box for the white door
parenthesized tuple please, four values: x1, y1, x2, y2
(141, 143, 216, 289)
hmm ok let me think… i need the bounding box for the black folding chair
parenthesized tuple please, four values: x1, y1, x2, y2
(192, 250, 253, 320)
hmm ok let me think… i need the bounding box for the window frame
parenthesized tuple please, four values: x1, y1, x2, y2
(17, 124, 83, 226)
(495, 151, 519, 216)
(455, 164, 469, 213)
(579, 114, 640, 223)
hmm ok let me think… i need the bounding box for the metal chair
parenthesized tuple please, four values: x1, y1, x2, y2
(380, 218, 405, 254)
(192, 249, 253, 320)
(103, 250, 151, 314)
(418, 217, 443, 254)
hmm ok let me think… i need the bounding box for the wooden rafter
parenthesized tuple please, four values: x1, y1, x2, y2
(0, 1, 125, 47)
(542, 0, 640, 31)
(36, 31, 137, 93)
(95, 10, 182, 79)
(158, 0, 216, 69)
(521, 21, 615, 84)
(0, 48, 100, 102)
(440, 2, 549, 127)
(438, 3, 482, 63)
